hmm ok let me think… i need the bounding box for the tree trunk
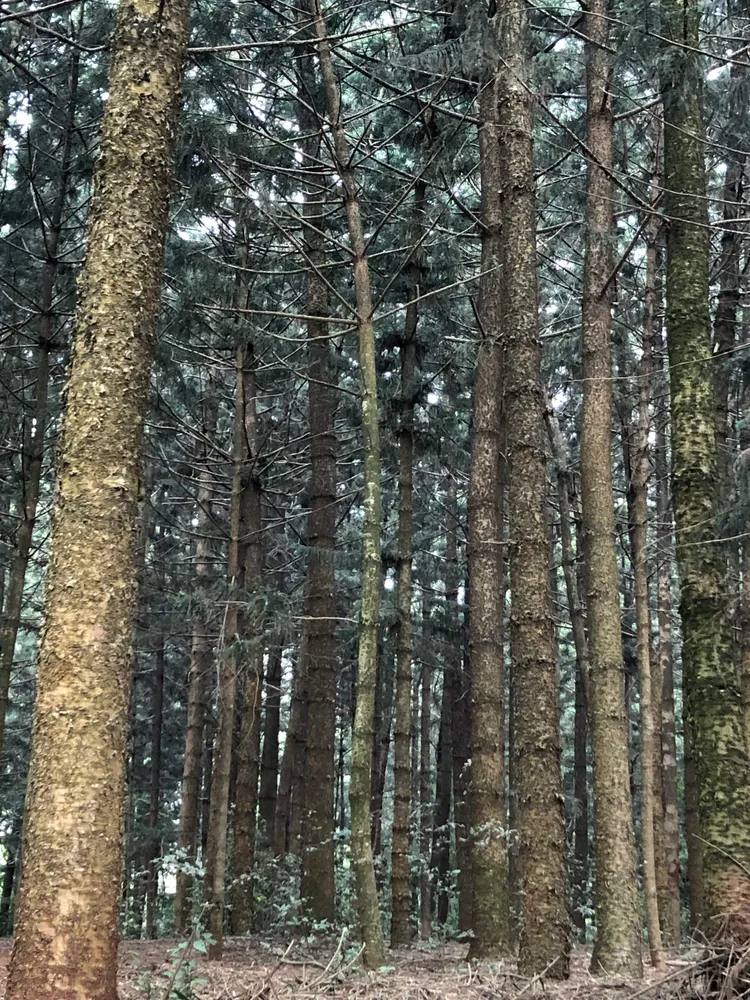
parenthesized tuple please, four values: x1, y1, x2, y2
(175, 391, 219, 934)
(311, 0, 384, 964)
(0, 49, 79, 759)
(203, 346, 252, 959)
(581, 0, 642, 977)
(626, 219, 664, 967)
(145, 573, 166, 940)
(274, 657, 306, 857)
(231, 347, 264, 936)
(390, 179, 423, 948)
(654, 405, 682, 945)
(466, 77, 509, 963)
(453, 593, 473, 935)
(496, 0, 569, 975)
(297, 36, 339, 923)
(419, 659, 432, 940)
(5, 3, 191, 997)
(258, 644, 282, 845)
(663, 0, 750, 944)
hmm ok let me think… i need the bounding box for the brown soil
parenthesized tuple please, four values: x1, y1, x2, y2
(0, 938, 705, 999)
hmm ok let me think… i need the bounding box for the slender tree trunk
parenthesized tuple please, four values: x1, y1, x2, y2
(496, 0, 569, 974)
(5, 4, 191, 997)
(259, 644, 282, 844)
(231, 347, 264, 936)
(274, 658, 306, 857)
(581, 0, 642, 976)
(297, 39, 339, 922)
(419, 659, 432, 940)
(0, 814, 21, 937)
(204, 346, 252, 959)
(663, 0, 750, 943)
(431, 661, 452, 927)
(311, 0, 384, 964)
(654, 403, 682, 945)
(0, 51, 79, 759)
(175, 393, 219, 934)
(627, 227, 664, 968)
(466, 77, 509, 963)
(453, 593, 473, 934)
(145, 570, 166, 940)
(371, 634, 394, 860)
(390, 179, 423, 948)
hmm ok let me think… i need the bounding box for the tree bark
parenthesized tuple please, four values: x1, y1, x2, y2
(231, 346, 264, 936)
(174, 389, 219, 934)
(419, 658, 432, 940)
(466, 76, 509, 963)
(203, 346, 253, 959)
(310, 0, 384, 964)
(390, 179, 423, 948)
(258, 644, 282, 845)
(654, 403, 682, 945)
(5, 4, 191, 997)
(581, 0, 642, 976)
(496, 0, 569, 975)
(296, 34, 339, 923)
(663, 0, 750, 944)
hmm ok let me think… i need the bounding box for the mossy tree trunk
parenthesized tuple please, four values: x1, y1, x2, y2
(581, 0, 642, 976)
(496, 0, 569, 975)
(663, 0, 750, 943)
(5, 3, 191, 997)
(311, 0, 385, 965)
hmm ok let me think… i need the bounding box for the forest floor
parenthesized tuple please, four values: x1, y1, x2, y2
(0, 937, 707, 999)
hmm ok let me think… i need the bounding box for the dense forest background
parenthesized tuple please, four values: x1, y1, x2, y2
(0, 0, 749, 994)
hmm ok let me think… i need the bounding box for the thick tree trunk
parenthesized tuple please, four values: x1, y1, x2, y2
(496, 0, 569, 975)
(466, 77, 509, 963)
(0, 52, 79, 759)
(311, 0, 384, 964)
(663, 0, 750, 944)
(5, 4, 191, 997)
(297, 39, 339, 923)
(581, 0, 642, 977)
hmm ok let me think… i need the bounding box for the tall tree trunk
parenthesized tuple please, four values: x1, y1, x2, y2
(204, 346, 252, 959)
(258, 644, 282, 844)
(496, 0, 569, 975)
(371, 634, 394, 860)
(296, 34, 339, 921)
(145, 559, 166, 941)
(0, 49, 79, 759)
(663, 0, 750, 943)
(311, 0, 384, 965)
(390, 179, 422, 948)
(453, 593, 473, 934)
(274, 657, 306, 857)
(5, 3, 191, 997)
(466, 76, 509, 963)
(581, 0, 642, 976)
(174, 391, 219, 934)
(626, 228, 664, 968)
(231, 346, 264, 936)
(654, 394, 682, 945)
(432, 506, 456, 927)
(419, 658, 432, 940)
